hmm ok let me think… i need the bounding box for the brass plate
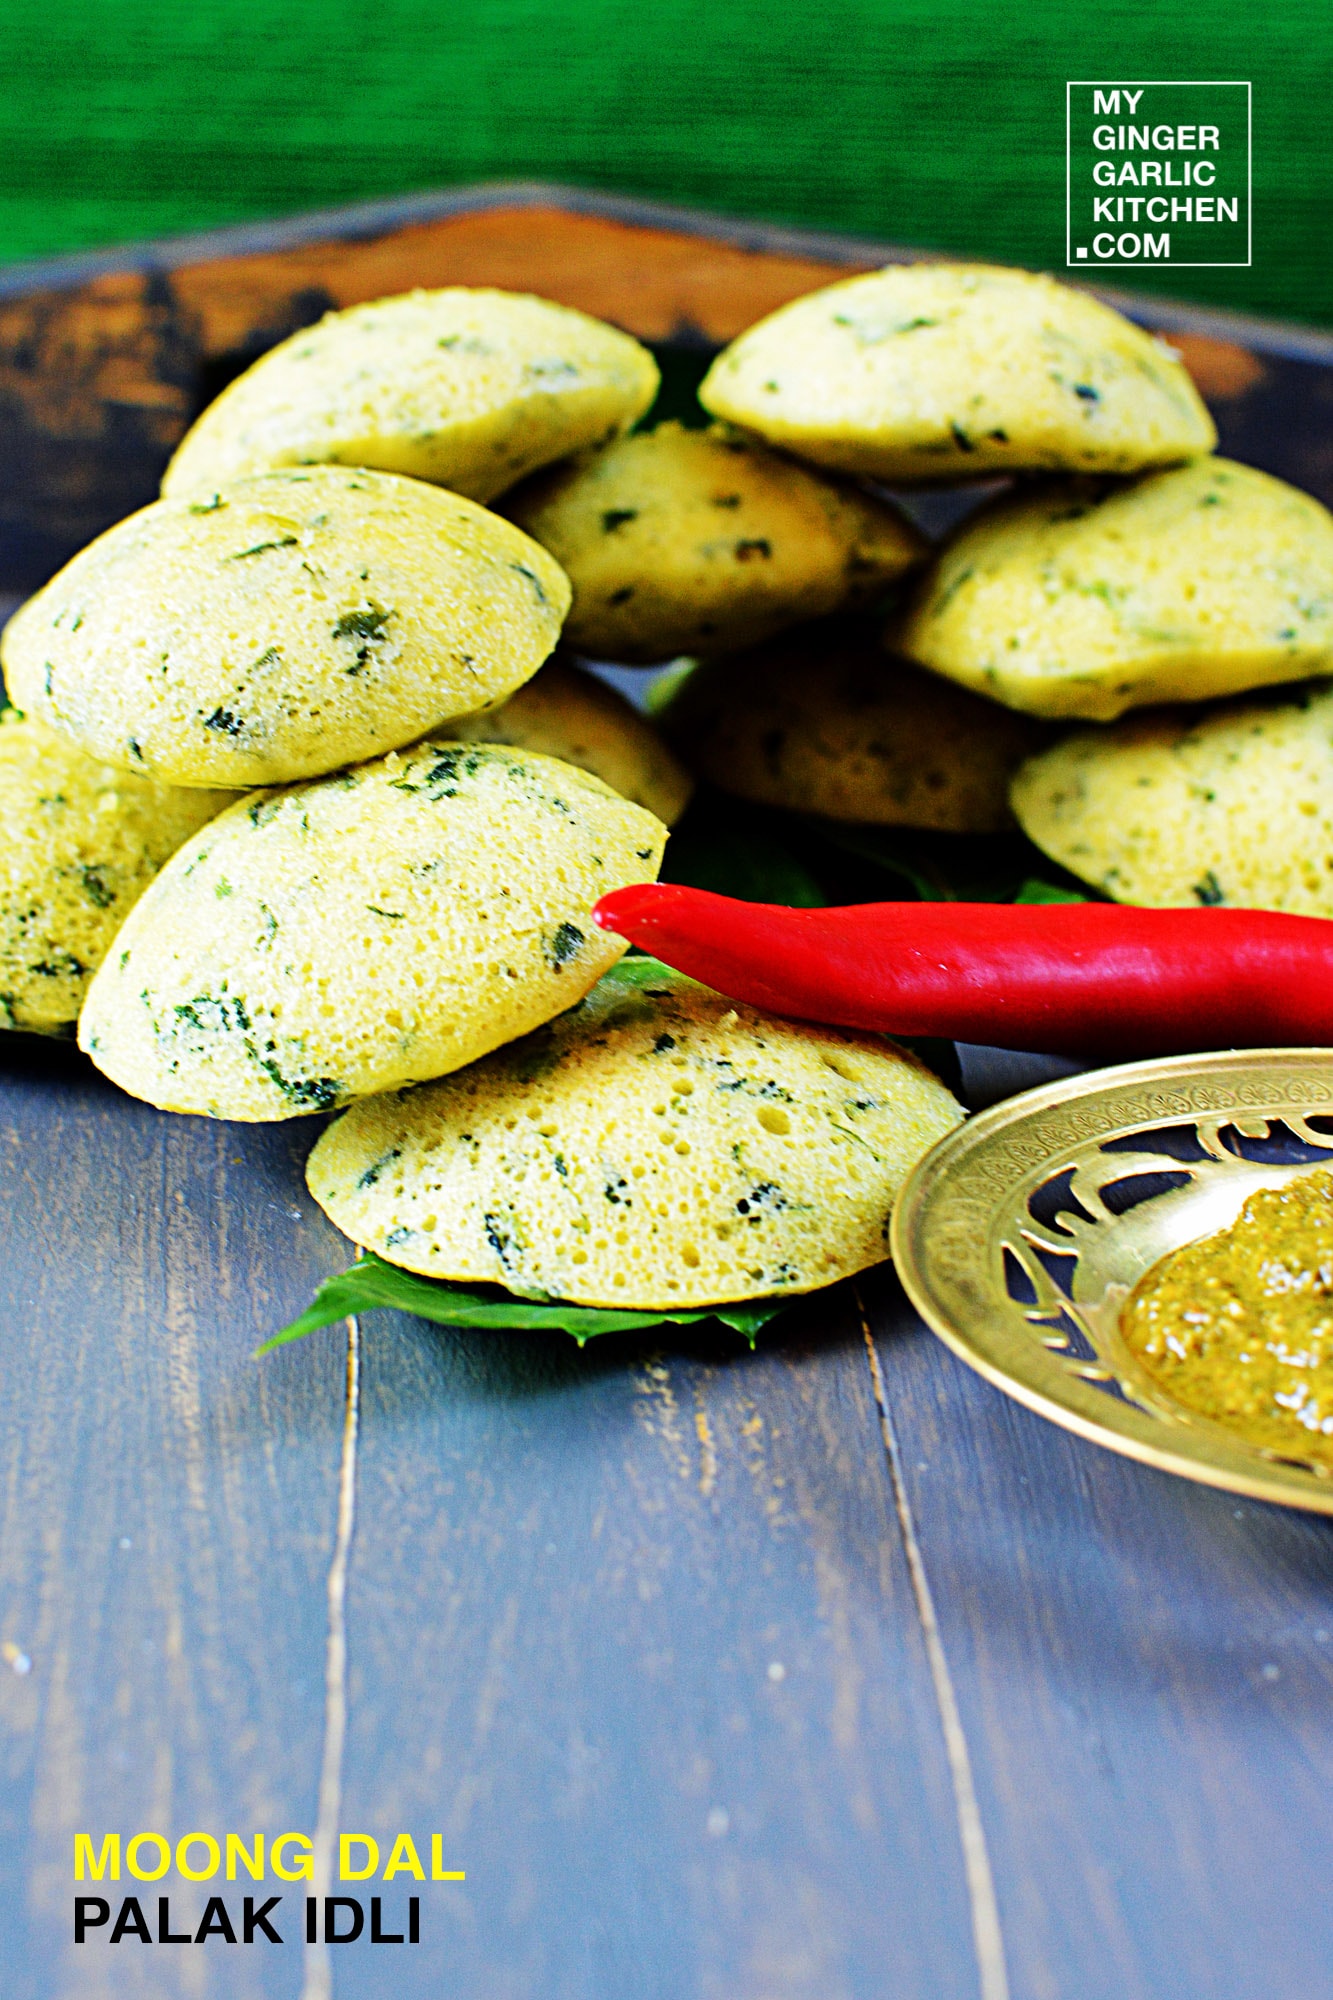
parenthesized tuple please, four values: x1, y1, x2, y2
(891, 1048, 1333, 1512)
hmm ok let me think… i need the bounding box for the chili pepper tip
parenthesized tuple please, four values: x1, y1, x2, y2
(593, 881, 701, 939)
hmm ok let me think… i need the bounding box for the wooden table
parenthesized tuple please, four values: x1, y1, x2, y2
(1, 190, 1332, 1999)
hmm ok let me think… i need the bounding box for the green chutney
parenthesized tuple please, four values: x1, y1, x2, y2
(1122, 1166, 1333, 1465)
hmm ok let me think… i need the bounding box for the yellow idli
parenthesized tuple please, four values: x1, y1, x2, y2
(449, 656, 692, 825)
(0, 712, 235, 1034)
(699, 262, 1215, 481)
(505, 420, 925, 661)
(306, 957, 963, 1308)
(1012, 680, 1333, 914)
(161, 288, 659, 503)
(899, 459, 1333, 721)
(659, 623, 1046, 830)
(3, 466, 571, 787)
(78, 740, 665, 1120)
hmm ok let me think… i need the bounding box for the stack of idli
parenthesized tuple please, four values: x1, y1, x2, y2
(0, 284, 966, 1316)
(590, 263, 1333, 893)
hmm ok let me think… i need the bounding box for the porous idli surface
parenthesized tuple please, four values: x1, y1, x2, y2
(659, 622, 1046, 830)
(899, 459, 1333, 721)
(450, 656, 692, 825)
(161, 288, 659, 503)
(699, 263, 1214, 482)
(0, 713, 235, 1034)
(78, 741, 666, 1120)
(505, 420, 925, 661)
(1012, 680, 1333, 914)
(306, 958, 963, 1308)
(4, 466, 570, 787)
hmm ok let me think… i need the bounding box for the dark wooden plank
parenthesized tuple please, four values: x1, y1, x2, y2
(0, 1046, 349, 1996)
(867, 1265, 1333, 2000)
(332, 1291, 983, 2000)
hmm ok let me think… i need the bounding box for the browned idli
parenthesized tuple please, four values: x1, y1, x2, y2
(507, 420, 924, 661)
(658, 622, 1046, 830)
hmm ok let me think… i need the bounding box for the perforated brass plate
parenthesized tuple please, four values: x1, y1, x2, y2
(892, 1049, 1333, 1512)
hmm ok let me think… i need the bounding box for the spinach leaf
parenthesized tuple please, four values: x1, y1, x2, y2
(661, 791, 824, 907)
(261, 1252, 795, 1355)
(1013, 877, 1089, 905)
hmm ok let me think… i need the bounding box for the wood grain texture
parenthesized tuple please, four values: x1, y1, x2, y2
(867, 1265, 1333, 2000)
(4, 1043, 1333, 1994)
(170, 205, 859, 356)
(334, 1292, 979, 2000)
(0, 1046, 988, 1999)
(0, 1045, 348, 1998)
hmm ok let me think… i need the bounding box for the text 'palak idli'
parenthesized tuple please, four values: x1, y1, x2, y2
(306, 958, 962, 1309)
(4, 466, 571, 787)
(78, 741, 666, 1120)
(161, 288, 659, 503)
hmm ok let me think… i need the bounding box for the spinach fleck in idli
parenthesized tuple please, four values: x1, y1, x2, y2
(79, 741, 665, 1120)
(306, 957, 963, 1309)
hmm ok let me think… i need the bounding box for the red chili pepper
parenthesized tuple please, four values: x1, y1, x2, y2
(592, 885, 1333, 1059)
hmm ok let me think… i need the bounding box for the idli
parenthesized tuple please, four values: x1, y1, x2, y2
(306, 957, 963, 1307)
(4, 466, 571, 786)
(162, 287, 659, 503)
(1012, 680, 1333, 914)
(450, 656, 692, 824)
(79, 740, 665, 1119)
(0, 712, 234, 1034)
(659, 622, 1045, 829)
(506, 420, 924, 661)
(899, 459, 1333, 720)
(699, 263, 1214, 481)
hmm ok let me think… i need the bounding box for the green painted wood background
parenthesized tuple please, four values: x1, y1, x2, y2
(0, 0, 1326, 325)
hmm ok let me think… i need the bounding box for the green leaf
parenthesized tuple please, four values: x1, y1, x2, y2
(641, 657, 699, 715)
(810, 822, 955, 899)
(259, 1251, 796, 1355)
(662, 791, 824, 907)
(1014, 877, 1089, 905)
(803, 818, 1099, 906)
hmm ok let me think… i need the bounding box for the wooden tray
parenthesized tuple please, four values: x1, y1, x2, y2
(2, 180, 1331, 596)
(4, 186, 1333, 2000)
